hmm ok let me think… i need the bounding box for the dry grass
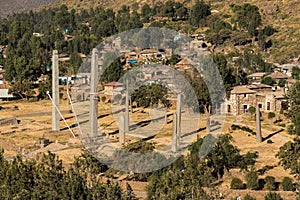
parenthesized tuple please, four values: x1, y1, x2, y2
(0, 99, 298, 199)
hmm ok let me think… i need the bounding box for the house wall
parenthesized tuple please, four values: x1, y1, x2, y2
(225, 92, 287, 115)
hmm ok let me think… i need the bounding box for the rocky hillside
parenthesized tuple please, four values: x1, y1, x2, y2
(0, 0, 59, 17)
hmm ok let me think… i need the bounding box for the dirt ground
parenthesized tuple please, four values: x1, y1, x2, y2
(0, 99, 297, 199)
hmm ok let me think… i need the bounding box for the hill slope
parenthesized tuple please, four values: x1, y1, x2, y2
(1, 0, 300, 63)
(0, 0, 59, 17)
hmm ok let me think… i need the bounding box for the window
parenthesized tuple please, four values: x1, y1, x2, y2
(259, 104, 262, 109)
(244, 94, 248, 98)
(227, 105, 231, 113)
(267, 102, 271, 111)
(243, 105, 248, 113)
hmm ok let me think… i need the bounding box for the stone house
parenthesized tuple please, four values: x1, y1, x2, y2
(103, 82, 124, 96)
(267, 72, 288, 83)
(223, 84, 288, 115)
(175, 58, 194, 77)
(248, 72, 266, 84)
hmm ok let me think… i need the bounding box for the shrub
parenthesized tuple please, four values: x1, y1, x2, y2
(246, 171, 259, 190)
(264, 192, 282, 200)
(281, 177, 294, 191)
(231, 177, 244, 189)
(287, 124, 295, 135)
(267, 139, 273, 144)
(268, 112, 275, 119)
(278, 79, 286, 87)
(231, 124, 239, 130)
(248, 106, 256, 115)
(277, 123, 286, 127)
(264, 176, 276, 190)
(101, 96, 107, 102)
(244, 194, 256, 200)
(262, 77, 275, 86)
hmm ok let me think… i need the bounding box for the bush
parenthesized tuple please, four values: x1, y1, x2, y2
(281, 177, 294, 191)
(287, 124, 295, 135)
(101, 96, 107, 102)
(231, 124, 239, 130)
(264, 192, 282, 200)
(264, 176, 276, 190)
(277, 123, 286, 127)
(262, 77, 275, 86)
(278, 79, 286, 87)
(230, 177, 245, 189)
(248, 106, 256, 115)
(267, 139, 273, 144)
(268, 112, 275, 119)
(244, 194, 256, 200)
(246, 171, 259, 190)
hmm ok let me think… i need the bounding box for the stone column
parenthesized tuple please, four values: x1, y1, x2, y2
(176, 94, 181, 147)
(171, 113, 178, 152)
(125, 80, 129, 133)
(256, 104, 262, 142)
(119, 115, 125, 145)
(89, 48, 98, 138)
(52, 50, 60, 131)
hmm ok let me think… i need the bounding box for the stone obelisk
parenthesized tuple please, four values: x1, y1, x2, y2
(125, 80, 129, 133)
(256, 104, 262, 142)
(176, 94, 181, 148)
(119, 115, 125, 145)
(52, 50, 60, 131)
(171, 113, 178, 152)
(89, 48, 98, 138)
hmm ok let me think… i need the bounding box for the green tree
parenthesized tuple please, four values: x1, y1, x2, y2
(141, 3, 151, 23)
(231, 177, 244, 189)
(244, 194, 256, 200)
(102, 55, 124, 83)
(9, 80, 35, 99)
(116, 5, 131, 32)
(276, 138, 300, 175)
(246, 170, 259, 190)
(132, 83, 170, 108)
(261, 77, 275, 86)
(286, 81, 300, 135)
(278, 79, 286, 87)
(281, 177, 294, 191)
(231, 3, 262, 37)
(161, 1, 175, 19)
(292, 67, 300, 79)
(264, 176, 276, 190)
(129, 11, 143, 29)
(189, 0, 211, 27)
(70, 52, 83, 74)
(264, 192, 282, 200)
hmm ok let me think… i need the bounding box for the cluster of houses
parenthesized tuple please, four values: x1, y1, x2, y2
(1, 34, 300, 117)
(221, 71, 297, 115)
